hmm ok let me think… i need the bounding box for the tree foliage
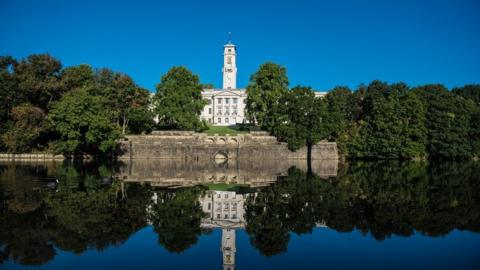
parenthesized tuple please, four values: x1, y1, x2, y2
(2, 105, 46, 153)
(348, 81, 427, 159)
(49, 89, 121, 156)
(148, 187, 207, 253)
(413, 84, 476, 159)
(14, 54, 63, 111)
(0, 54, 153, 155)
(154, 66, 207, 131)
(245, 62, 289, 128)
(272, 86, 329, 151)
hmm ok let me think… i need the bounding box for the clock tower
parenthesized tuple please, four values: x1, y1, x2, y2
(222, 40, 237, 89)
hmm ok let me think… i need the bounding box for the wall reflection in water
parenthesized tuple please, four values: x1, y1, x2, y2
(117, 158, 338, 188)
(1, 160, 479, 269)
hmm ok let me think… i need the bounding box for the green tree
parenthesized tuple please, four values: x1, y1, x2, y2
(325, 86, 354, 140)
(154, 67, 207, 131)
(245, 62, 289, 128)
(148, 187, 207, 253)
(48, 89, 121, 156)
(86, 68, 151, 135)
(0, 56, 18, 125)
(14, 54, 63, 111)
(452, 84, 480, 105)
(2, 105, 46, 153)
(60, 64, 95, 91)
(125, 90, 155, 134)
(348, 81, 427, 159)
(413, 84, 475, 159)
(0, 56, 18, 151)
(272, 86, 329, 159)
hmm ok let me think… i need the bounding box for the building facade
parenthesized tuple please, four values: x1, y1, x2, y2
(200, 40, 327, 126)
(200, 41, 248, 126)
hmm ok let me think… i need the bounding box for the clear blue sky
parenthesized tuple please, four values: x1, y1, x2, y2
(1, 0, 479, 92)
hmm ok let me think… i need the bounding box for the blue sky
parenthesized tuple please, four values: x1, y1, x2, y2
(1, 0, 479, 92)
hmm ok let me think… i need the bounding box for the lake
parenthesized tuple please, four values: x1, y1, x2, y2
(1, 159, 479, 269)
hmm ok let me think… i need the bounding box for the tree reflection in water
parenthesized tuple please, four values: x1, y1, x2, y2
(0, 160, 479, 266)
(245, 161, 480, 256)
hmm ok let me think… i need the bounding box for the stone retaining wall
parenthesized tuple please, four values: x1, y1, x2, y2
(0, 153, 65, 160)
(119, 131, 338, 160)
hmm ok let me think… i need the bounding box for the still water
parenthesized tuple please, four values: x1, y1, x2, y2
(1, 159, 479, 269)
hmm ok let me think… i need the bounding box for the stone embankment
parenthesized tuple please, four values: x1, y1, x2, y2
(119, 131, 338, 161)
(0, 153, 65, 161)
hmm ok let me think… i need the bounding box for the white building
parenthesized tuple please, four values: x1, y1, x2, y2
(200, 41, 248, 126)
(200, 40, 327, 126)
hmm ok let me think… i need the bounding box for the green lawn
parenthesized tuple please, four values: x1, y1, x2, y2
(204, 125, 247, 135)
(204, 183, 249, 191)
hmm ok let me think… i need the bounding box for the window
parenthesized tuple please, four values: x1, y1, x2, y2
(224, 214, 229, 219)
(218, 98, 222, 104)
(225, 108, 230, 115)
(217, 214, 220, 219)
(233, 98, 237, 104)
(207, 99, 212, 105)
(232, 108, 237, 115)
(208, 118, 212, 123)
(225, 117, 229, 124)
(208, 108, 212, 114)
(217, 109, 222, 115)
(232, 214, 237, 219)
(218, 118, 221, 123)
(208, 203, 211, 210)
(225, 98, 230, 104)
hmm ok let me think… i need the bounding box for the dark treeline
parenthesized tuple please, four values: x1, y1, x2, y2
(1, 54, 479, 159)
(1, 161, 479, 264)
(246, 62, 480, 160)
(0, 162, 210, 265)
(245, 162, 480, 256)
(0, 54, 154, 156)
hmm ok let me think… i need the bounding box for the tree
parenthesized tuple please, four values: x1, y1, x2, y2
(0, 56, 18, 125)
(2, 105, 46, 153)
(148, 187, 207, 253)
(413, 84, 475, 159)
(245, 62, 289, 128)
(124, 88, 155, 134)
(324, 87, 353, 139)
(13, 54, 63, 111)
(348, 81, 427, 159)
(48, 89, 121, 156)
(60, 64, 95, 91)
(0, 56, 18, 151)
(154, 66, 207, 131)
(452, 84, 480, 105)
(272, 86, 329, 161)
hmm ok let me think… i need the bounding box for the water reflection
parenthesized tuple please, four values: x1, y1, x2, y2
(0, 160, 479, 269)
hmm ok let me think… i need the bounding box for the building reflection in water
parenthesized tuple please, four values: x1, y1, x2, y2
(120, 158, 338, 270)
(199, 190, 246, 270)
(2, 160, 480, 268)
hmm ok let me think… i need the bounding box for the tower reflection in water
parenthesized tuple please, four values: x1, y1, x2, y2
(2, 160, 480, 269)
(119, 158, 338, 270)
